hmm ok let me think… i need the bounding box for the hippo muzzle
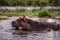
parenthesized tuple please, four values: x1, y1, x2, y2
(12, 21, 23, 30)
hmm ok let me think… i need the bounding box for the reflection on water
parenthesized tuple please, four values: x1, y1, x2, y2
(0, 17, 60, 40)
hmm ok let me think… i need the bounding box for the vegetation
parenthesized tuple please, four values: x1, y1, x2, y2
(38, 9, 51, 18)
(0, 9, 60, 18)
(0, 0, 60, 6)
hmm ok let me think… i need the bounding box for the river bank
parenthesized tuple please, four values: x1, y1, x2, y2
(0, 9, 60, 19)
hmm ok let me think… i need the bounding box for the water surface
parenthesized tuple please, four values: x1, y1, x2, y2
(0, 17, 60, 40)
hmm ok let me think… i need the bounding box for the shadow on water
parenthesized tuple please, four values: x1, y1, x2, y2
(0, 17, 60, 40)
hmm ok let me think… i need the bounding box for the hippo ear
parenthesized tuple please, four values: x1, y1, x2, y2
(23, 16, 26, 20)
(23, 15, 25, 19)
(20, 15, 25, 18)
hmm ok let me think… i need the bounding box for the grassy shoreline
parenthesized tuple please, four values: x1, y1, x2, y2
(0, 9, 60, 20)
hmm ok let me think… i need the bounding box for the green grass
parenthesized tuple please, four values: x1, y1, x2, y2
(0, 9, 60, 18)
(38, 9, 51, 18)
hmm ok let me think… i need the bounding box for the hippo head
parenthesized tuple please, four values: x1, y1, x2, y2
(12, 16, 31, 30)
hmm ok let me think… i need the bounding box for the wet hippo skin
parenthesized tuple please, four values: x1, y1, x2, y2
(12, 16, 60, 31)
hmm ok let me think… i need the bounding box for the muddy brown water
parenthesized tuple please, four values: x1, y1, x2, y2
(0, 17, 60, 40)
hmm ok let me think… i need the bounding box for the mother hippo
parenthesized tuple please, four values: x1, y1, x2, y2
(12, 16, 60, 31)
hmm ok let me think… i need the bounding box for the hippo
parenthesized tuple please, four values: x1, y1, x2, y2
(12, 16, 60, 31)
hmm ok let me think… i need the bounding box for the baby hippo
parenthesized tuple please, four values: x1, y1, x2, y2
(12, 16, 60, 31)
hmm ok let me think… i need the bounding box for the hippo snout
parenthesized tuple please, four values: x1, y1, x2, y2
(12, 21, 24, 30)
(12, 21, 19, 27)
